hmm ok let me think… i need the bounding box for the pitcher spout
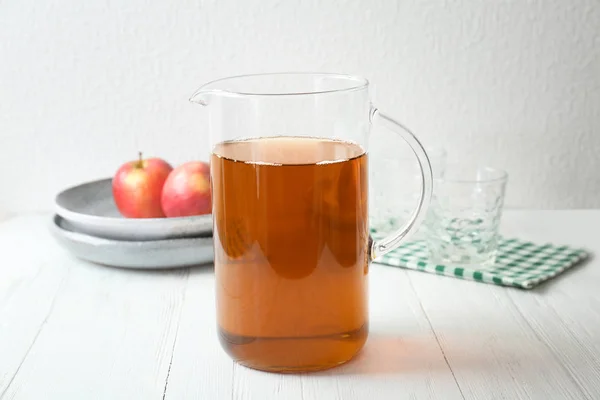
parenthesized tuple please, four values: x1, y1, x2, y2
(189, 88, 213, 106)
(190, 76, 237, 105)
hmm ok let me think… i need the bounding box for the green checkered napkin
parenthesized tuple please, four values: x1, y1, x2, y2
(372, 237, 588, 289)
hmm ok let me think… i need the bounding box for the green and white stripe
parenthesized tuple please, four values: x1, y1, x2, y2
(372, 236, 588, 289)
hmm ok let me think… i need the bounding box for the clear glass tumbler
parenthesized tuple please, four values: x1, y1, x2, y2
(425, 166, 508, 266)
(370, 146, 447, 235)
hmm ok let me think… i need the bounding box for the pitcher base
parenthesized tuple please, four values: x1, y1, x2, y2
(218, 323, 368, 373)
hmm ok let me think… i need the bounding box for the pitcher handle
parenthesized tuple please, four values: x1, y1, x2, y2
(369, 107, 433, 260)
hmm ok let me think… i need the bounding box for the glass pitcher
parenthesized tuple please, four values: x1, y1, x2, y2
(190, 73, 432, 372)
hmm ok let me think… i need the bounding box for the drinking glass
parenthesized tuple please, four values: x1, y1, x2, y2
(190, 73, 433, 372)
(425, 166, 508, 266)
(371, 146, 446, 237)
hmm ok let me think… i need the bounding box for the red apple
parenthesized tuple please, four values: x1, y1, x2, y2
(161, 161, 212, 217)
(112, 152, 173, 218)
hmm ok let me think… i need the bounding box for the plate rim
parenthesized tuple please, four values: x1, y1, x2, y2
(50, 214, 214, 269)
(54, 177, 212, 226)
(51, 214, 213, 247)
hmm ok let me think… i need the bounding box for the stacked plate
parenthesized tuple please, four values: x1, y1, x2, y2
(51, 178, 214, 269)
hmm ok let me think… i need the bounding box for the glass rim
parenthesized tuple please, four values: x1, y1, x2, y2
(196, 72, 370, 97)
(437, 166, 508, 184)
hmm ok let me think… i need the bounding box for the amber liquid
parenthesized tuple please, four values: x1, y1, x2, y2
(211, 136, 369, 372)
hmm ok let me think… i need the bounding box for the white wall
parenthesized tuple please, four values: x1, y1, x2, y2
(1, 0, 599, 213)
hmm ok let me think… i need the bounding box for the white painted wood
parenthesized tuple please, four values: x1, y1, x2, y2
(0, 211, 599, 399)
(0, 216, 69, 396)
(162, 266, 234, 399)
(502, 210, 600, 399)
(298, 265, 464, 400)
(406, 271, 589, 399)
(165, 254, 463, 399)
(0, 216, 189, 399)
(403, 210, 600, 400)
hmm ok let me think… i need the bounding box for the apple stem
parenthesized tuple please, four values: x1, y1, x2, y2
(137, 151, 143, 168)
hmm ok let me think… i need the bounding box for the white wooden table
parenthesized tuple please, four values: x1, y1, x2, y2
(0, 210, 599, 399)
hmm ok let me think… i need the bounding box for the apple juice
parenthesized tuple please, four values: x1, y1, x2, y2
(210, 136, 368, 372)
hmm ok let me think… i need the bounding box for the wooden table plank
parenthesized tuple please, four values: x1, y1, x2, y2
(0, 217, 69, 396)
(502, 210, 600, 399)
(298, 265, 464, 400)
(166, 263, 463, 399)
(407, 271, 589, 399)
(505, 290, 600, 399)
(0, 216, 189, 399)
(0, 211, 598, 399)
(162, 266, 234, 399)
(231, 366, 304, 400)
(403, 210, 600, 400)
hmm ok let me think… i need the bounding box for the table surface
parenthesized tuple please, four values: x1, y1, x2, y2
(0, 210, 599, 400)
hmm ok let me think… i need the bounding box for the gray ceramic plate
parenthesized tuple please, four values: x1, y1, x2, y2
(51, 215, 214, 269)
(55, 178, 212, 241)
